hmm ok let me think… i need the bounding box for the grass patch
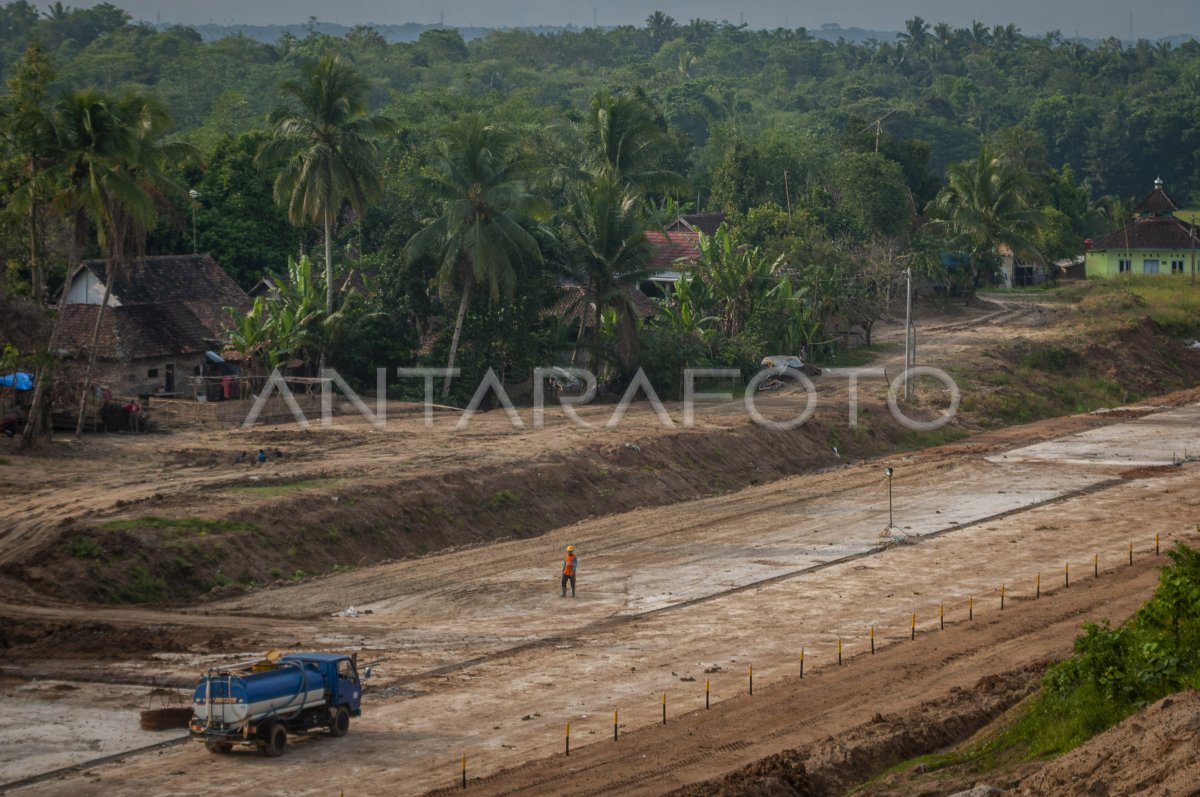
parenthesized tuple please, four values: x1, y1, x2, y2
(1067, 277, 1200, 337)
(226, 479, 335, 497)
(0, 456, 9, 465)
(901, 425, 970, 449)
(113, 565, 167, 603)
(484, 489, 521, 509)
(1021, 344, 1082, 373)
(69, 537, 102, 560)
(816, 342, 896, 368)
(99, 516, 258, 537)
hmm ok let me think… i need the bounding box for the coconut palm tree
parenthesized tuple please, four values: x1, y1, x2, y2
(585, 90, 688, 196)
(57, 89, 191, 434)
(259, 54, 393, 318)
(405, 114, 546, 397)
(18, 89, 151, 445)
(897, 16, 931, 64)
(926, 145, 1041, 300)
(561, 177, 656, 374)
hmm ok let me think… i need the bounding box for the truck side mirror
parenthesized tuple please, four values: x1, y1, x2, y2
(363, 665, 372, 680)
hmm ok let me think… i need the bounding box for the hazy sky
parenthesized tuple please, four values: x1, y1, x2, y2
(36, 1, 1197, 40)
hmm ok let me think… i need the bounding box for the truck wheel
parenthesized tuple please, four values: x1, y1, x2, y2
(329, 706, 350, 737)
(263, 723, 287, 757)
(205, 741, 232, 755)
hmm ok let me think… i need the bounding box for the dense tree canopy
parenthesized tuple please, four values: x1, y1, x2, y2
(3, 3, 1200, 412)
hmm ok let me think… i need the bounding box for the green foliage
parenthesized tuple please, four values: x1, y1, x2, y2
(114, 565, 167, 604)
(485, 489, 521, 508)
(1009, 543, 1200, 757)
(1020, 344, 1082, 373)
(13, 9, 1200, 406)
(227, 479, 335, 496)
(69, 536, 102, 560)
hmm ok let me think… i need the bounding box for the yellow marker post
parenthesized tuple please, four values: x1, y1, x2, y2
(838, 638, 843, 665)
(1094, 552, 1099, 578)
(1036, 572, 1041, 598)
(870, 626, 875, 655)
(749, 664, 753, 695)
(705, 678, 710, 709)
(614, 709, 619, 741)
(1065, 562, 1070, 588)
(969, 595, 973, 621)
(662, 692, 667, 725)
(1156, 533, 1160, 556)
(462, 753, 467, 790)
(1000, 584, 1005, 611)
(911, 611, 916, 640)
(800, 648, 805, 678)
(939, 603, 944, 630)
(565, 722, 570, 756)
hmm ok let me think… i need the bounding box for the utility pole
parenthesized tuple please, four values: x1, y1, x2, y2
(903, 267, 914, 400)
(1192, 214, 1196, 289)
(782, 169, 792, 220)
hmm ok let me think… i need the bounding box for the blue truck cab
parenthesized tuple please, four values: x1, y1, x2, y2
(189, 650, 366, 757)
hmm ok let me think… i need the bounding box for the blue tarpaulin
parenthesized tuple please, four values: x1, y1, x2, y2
(0, 372, 34, 390)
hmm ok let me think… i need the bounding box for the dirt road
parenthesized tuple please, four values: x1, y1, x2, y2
(4, 394, 1199, 795)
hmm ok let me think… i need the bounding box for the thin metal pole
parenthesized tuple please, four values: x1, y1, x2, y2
(887, 475, 893, 528)
(904, 268, 913, 400)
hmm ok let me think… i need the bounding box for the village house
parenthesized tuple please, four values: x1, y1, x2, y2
(58, 254, 251, 399)
(996, 244, 1050, 288)
(545, 213, 723, 365)
(641, 212, 725, 295)
(1085, 178, 1199, 278)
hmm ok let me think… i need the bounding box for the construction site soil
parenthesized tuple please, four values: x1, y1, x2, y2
(3, 294, 1200, 796)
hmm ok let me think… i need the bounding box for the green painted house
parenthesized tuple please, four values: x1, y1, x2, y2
(1085, 179, 1199, 278)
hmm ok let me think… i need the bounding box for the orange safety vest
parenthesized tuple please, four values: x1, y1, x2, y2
(562, 553, 577, 576)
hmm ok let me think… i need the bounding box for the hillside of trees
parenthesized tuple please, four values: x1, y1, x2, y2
(3, 1, 1200, 430)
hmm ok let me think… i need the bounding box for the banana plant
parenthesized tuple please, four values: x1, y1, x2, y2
(693, 226, 783, 337)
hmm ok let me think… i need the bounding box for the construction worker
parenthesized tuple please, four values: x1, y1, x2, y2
(561, 545, 577, 597)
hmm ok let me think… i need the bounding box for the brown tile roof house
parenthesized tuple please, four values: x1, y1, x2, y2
(59, 255, 251, 396)
(1093, 178, 1197, 251)
(666, 212, 726, 236)
(644, 229, 702, 273)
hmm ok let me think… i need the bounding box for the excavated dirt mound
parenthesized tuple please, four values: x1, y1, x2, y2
(7, 409, 918, 605)
(666, 669, 1041, 797)
(1016, 690, 1200, 797)
(0, 618, 211, 658)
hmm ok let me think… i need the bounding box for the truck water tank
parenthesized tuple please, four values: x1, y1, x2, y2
(194, 661, 326, 726)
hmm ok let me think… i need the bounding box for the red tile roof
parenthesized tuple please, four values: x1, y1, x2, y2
(644, 229, 701, 272)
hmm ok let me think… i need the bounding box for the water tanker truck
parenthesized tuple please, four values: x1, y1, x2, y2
(189, 650, 367, 756)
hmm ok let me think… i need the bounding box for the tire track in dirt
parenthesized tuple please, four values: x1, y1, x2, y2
(397, 474, 1125, 685)
(425, 552, 1167, 797)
